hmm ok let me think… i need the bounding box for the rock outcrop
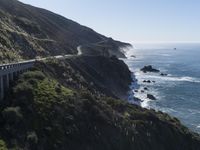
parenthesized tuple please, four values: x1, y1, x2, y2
(147, 94, 157, 100)
(141, 65, 160, 73)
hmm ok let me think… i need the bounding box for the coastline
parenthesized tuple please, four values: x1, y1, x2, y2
(121, 47, 144, 106)
(127, 73, 142, 105)
(123, 44, 200, 134)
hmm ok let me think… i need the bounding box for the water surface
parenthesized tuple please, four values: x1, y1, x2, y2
(124, 42, 200, 133)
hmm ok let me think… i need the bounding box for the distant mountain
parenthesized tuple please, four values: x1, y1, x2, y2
(0, 0, 131, 63)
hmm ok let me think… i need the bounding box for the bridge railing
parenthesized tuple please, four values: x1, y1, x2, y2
(0, 60, 35, 75)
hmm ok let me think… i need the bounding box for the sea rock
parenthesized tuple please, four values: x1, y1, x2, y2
(147, 94, 156, 100)
(140, 65, 160, 73)
(160, 73, 168, 76)
(134, 90, 138, 93)
(130, 55, 136, 58)
(134, 97, 143, 102)
(143, 80, 151, 83)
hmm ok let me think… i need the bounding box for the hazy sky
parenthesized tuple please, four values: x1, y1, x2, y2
(19, 0, 200, 43)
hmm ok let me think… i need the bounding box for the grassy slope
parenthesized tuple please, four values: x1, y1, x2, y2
(0, 59, 199, 150)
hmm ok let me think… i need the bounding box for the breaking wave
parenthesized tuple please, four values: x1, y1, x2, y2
(146, 75, 200, 83)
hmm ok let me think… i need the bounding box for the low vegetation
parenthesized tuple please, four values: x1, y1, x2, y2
(0, 58, 199, 150)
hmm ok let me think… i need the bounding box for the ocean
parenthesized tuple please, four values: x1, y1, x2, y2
(123, 42, 200, 133)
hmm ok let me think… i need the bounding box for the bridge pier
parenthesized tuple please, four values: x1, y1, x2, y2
(5, 74, 9, 89)
(0, 76, 3, 100)
(0, 61, 35, 101)
(10, 73, 14, 81)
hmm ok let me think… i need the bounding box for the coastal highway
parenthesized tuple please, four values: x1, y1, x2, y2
(0, 47, 83, 100)
(77, 46, 83, 55)
(0, 45, 83, 71)
(0, 54, 73, 72)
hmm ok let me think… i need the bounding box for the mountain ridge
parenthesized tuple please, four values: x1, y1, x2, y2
(0, 0, 131, 63)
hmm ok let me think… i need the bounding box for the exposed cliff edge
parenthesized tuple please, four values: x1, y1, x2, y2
(0, 0, 130, 63)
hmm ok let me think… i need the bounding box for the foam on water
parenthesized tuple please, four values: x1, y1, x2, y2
(144, 74, 200, 83)
(134, 70, 200, 83)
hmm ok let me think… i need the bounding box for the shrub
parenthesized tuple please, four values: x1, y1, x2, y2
(21, 71, 45, 80)
(0, 140, 7, 150)
(13, 82, 34, 106)
(2, 107, 23, 124)
(27, 131, 38, 145)
(13, 82, 33, 95)
(55, 84, 62, 93)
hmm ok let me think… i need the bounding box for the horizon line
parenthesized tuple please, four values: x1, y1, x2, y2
(128, 41, 200, 44)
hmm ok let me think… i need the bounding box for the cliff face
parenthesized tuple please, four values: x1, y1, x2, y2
(0, 58, 200, 150)
(67, 56, 132, 99)
(0, 0, 130, 63)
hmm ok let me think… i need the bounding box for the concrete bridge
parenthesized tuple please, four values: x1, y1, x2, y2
(0, 59, 36, 100)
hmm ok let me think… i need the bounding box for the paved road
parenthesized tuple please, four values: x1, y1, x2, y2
(0, 46, 83, 69)
(77, 46, 83, 55)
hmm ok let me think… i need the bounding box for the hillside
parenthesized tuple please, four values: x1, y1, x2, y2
(0, 58, 200, 150)
(0, 0, 131, 63)
(1, 0, 200, 150)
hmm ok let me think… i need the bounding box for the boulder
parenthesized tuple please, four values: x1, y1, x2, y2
(147, 94, 156, 100)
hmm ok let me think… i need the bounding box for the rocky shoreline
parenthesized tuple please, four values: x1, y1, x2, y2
(125, 60, 169, 106)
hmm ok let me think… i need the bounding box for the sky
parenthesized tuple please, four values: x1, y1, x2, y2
(18, 0, 200, 43)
